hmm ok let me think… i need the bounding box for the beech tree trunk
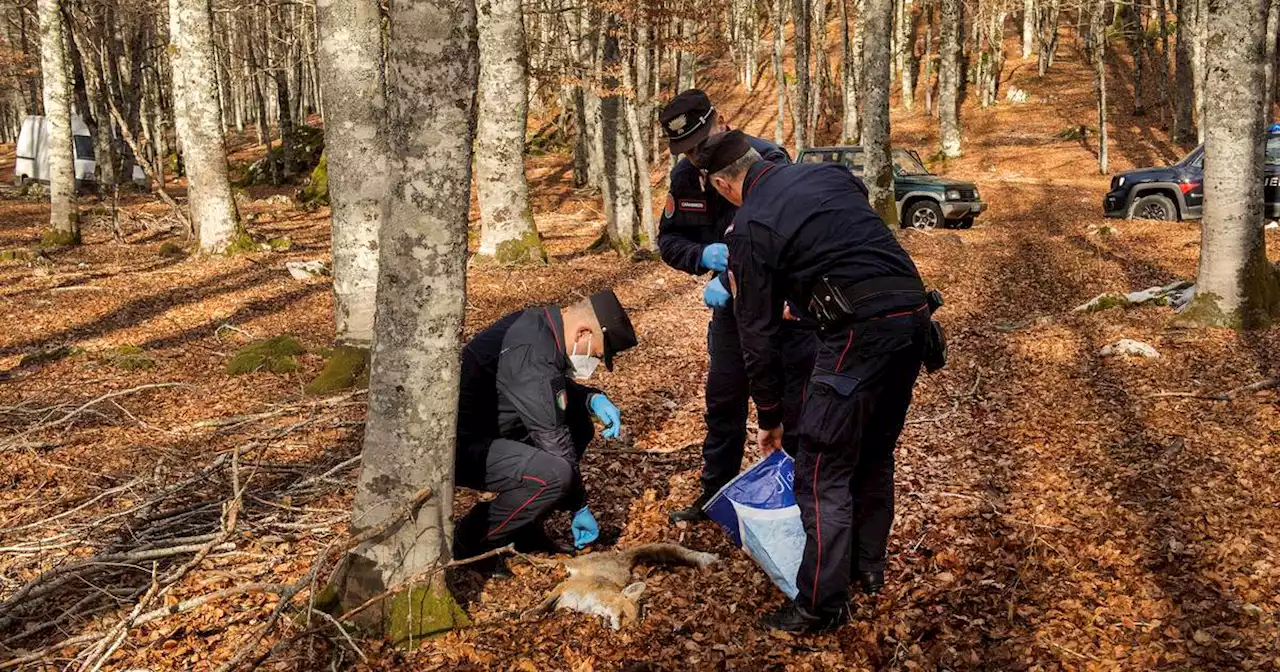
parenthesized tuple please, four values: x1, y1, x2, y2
(475, 0, 545, 264)
(316, 0, 390, 346)
(774, 0, 787, 145)
(1265, 0, 1280, 120)
(1022, 0, 1035, 58)
(1037, 0, 1060, 75)
(938, 0, 961, 157)
(36, 0, 77, 244)
(791, 0, 810, 149)
(1091, 0, 1108, 174)
(840, 0, 858, 141)
(338, 0, 479, 640)
(599, 20, 639, 253)
(1185, 0, 1280, 329)
(897, 0, 915, 112)
(623, 32, 657, 252)
(170, 0, 240, 253)
(862, 0, 897, 227)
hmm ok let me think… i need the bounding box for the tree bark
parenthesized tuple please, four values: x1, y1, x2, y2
(1022, 0, 1035, 58)
(1186, 0, 1280, 328)
(840, 0, 858, 141)
(316, 0, 391, 347)
(938, 0, 961, 157)
(1091, 0, 1108, 174)
(923, 1, 934, 115)
(1174, 0, 1195, 141)
(1265, 0, 1280, 120)
(338, 0, 478, 640)
(623, 30, 657, 252)
(599, 19, 639, 253)
(791, 0, 810, 149)
(36, 0, 77, 243)
(170, 0, 240, 253)
(862, 0, 897, 226)
(1037, 0, 1060, 75)
(897, 0, 915, 112)
(475, 0, 545, 264)
(774, 0, 788, 145)
(1193, 0, 1207, 143)
(677, 19, 696, 90)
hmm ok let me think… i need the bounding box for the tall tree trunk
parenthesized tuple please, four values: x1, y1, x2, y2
(840, 0, 858, 141)
(1184, 0, 1280, 328)
(600, 19, 639, 253)
(1022, 0, 1035, 58)
(1265, 0, 1280, 121)
(791, 0, 810, 149)
(585, 11, 606, 188)
(677, 19, 696, 89)
(852, 0, 866, 140)
(1193, 0, 1207, 143)
(337, 0, 478, 639)
(475, 0, 545, 264)
(810, 0, 830, 141)
(1124, 0, 1146, 116)
(316, 0, 390, 347)
(938, 0, 961, 157)
(774, 0, 787, 145)
(898, 0, 916, 112)
(1173, 0, 1195, 141)
(862, 0, 897, 227)
(19, 6, 43, 114)
(1037, 0, 1060, 75)
(36, 0, 77, 244)
(923, 0, 934, 115)
(75, 18, 119, 190)
(623, 32, 657, 252)
(1091, 0, 1108, 174)
(170, 0, 240, 253)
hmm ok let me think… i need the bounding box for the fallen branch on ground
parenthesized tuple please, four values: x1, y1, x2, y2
(0, 383, 188, 451)
(1147, 378, 1280, 401)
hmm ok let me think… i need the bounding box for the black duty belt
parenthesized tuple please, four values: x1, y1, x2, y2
(806, 275, 927, 330)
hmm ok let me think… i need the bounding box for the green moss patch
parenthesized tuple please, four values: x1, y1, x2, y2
(102, 344, 157, 371)
(41, 228, 82, 248)
(0, 248, 34, 263)
(493, 229, 548, 265)
(299, 151, 329, 208)
(384, 577, 471, 647)
(305, 345, 370, 396)
(19, 345, 84, 368)
(226, 336, 305, 375)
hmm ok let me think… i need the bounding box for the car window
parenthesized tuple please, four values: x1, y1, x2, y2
(1266, 137, 1280, 165)
(891, 149, 929, 176)
(801, 151, 841, 164)
(73, 135, 95, 161)
(841, 150, 865, 174)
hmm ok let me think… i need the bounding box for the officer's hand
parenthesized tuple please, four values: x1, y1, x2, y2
(757, 426, 784, 455)
(589, 394, 622, 439)
(703, 276, 731, 309)
(783, 302, 799, 321)
(572, 506, 600, 549)
(700, 243, 729, 272)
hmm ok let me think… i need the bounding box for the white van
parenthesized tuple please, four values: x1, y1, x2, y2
(14, 115, 147, 188)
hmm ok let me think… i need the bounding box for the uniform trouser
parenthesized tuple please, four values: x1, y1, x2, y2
(702, 305, 817, 495)
(454, 405, 595, 555)
(793, 307, 928, 616)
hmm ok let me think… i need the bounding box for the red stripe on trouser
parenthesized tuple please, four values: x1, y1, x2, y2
(810, 454, 823, 611)
(487, 475, 548, 538)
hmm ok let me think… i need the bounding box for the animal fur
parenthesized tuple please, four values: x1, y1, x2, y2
(522, 543, 718, 630)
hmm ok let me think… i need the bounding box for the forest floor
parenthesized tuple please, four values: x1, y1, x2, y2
(3, 34, 1280, 672)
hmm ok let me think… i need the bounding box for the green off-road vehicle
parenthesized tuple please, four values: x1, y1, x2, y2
(797, 146, 986, 229)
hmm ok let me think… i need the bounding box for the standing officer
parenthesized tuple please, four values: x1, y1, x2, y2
(657, 89, 816, 523)
(699, 130, 939, 633)
(452, 290, 638, 565)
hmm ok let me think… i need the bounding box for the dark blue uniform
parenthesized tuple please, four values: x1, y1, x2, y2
(658, 135, 816, 498)
(726, 160, 928, 617)
(453, 306, 598, 555)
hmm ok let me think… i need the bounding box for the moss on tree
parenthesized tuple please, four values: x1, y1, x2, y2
(493, 229, 548, 265)
(1085, 293, 1130, 312)
(383, 576, 471, 647)
(226, 336, 305, 375)
(41, 227, 82, 248)
(299, 151, 329, 208)
(305, 345, 370, 396)
(223, 223, 259, 256)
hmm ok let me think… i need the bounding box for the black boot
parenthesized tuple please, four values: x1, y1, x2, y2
(512, 523, 574, 555)
(857, 570, 885, 595)
(668, 492, 712, 524)
(760, 601, 849, 634)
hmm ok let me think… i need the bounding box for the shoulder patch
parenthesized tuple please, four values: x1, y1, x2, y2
(556, 389, 567, 411)
(663, 194, 675, 219)
(677, 199, 707, 213)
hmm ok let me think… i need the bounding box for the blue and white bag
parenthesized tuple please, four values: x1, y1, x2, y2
(703, 451, 806, 598)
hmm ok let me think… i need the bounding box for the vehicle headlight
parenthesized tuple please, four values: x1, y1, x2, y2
(1117, 176, 1126, 188)
(946, 190, 962, 200)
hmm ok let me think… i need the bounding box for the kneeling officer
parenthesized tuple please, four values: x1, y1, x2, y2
(698, 131, 943, 633)
(453, 290, 638, 563)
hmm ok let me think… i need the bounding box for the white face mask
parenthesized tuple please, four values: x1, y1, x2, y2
(569, 334, 601, 380)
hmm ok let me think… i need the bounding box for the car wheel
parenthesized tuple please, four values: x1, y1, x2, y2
(957, 217, 975, 229)
(905, 200, 944, 230)
(1128, 193, 1177, 221)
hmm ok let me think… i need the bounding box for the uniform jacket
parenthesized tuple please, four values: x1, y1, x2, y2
(725, 161, 922, 429)
(657, 134, 790, 276)
(457, 307, 601, 494)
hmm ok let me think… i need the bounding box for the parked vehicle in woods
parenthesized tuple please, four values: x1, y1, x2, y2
(1105, 134, 1280, 222)
(797, 146, 987, 229)
(13, 115, 147, 189)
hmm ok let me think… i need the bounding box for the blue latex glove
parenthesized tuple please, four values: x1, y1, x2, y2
(703, 275, 731, 309)
(700, 243, 729, 272)
(589, 394, 622, 439)
(572, 506, 599, 549)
